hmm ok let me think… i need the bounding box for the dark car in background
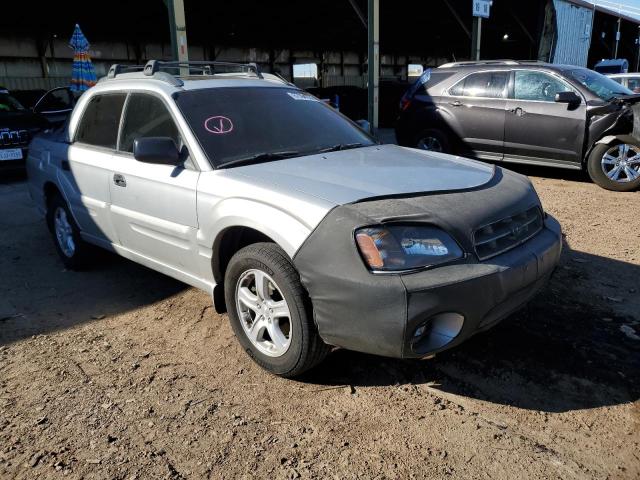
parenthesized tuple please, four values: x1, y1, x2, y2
(396, 60, 640, 192)
(0, 86, 77, 171)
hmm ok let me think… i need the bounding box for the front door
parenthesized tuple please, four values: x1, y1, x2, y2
(504, 70, 586, 166)
(445, 70, 509, 161)
(108, 93, 200, 275)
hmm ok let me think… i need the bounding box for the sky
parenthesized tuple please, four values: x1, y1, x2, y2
(588, 0, 640, 19)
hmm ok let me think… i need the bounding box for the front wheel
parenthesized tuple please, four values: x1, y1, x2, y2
(587, 141, 640, 192)
(224, 243, 330, 377)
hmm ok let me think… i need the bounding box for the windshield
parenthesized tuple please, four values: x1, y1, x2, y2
(0, 91, 27, 113)
(175, 87, 375, 167)
(567, 68, 633, 101)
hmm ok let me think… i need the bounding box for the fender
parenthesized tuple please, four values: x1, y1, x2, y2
(197, 197, 316, 262)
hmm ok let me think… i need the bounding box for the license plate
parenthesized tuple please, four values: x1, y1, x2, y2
(0, 149, 23, 161)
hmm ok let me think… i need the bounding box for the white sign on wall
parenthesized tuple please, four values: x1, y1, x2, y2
(473, 0, 491, 18)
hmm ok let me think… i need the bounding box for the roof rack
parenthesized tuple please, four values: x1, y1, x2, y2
(438, 60, 519, 68)
(143, 60, 264, 79)
(438, 59, 549, 68)
(107, 64, 146, 78)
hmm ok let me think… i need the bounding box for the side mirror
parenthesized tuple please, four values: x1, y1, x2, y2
(356, 119, 371, 132)
(555, 91, 581, 105)
(133, 137, 180, 165)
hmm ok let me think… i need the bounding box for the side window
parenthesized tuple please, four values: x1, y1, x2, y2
(514, 71, 575, 102)
(627, 78, 640, 93)
(119, 94, 181, 153)
(75, 94, 126, 148)
(449, 72, 508, 98)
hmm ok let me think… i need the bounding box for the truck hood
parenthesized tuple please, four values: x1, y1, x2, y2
(227, 144, 495, 206)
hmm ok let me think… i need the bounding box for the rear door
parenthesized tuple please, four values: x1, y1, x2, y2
(503, 70, 586, 166)
(64, 93, 126, 244)
(108, 92, 200, 275)
(444, 70, 509, 160)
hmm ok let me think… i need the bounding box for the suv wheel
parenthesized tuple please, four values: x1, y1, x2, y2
(224, 243, 330, 377)
(46, 194, 93, 269)
(414, 129, 449, 153)
(587, 141, 640, 192)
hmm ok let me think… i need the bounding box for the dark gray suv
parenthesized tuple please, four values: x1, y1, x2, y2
(395, 60, 640, 192)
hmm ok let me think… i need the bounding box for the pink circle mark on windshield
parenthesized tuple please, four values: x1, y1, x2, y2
(204, 116, 234, 134)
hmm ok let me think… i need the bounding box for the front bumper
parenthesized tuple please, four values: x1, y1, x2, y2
(0, 146, 28, 170)
(295, 215, 562, 359)
(400, 215, 561, 357)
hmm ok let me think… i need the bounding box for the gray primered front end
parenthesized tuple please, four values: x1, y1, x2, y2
(292, 167, 562, 358)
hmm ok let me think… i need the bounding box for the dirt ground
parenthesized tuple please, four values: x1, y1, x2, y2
(1, 168, 639, 480)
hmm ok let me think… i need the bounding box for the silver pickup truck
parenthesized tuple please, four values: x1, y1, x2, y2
(26, 60, 562, 377)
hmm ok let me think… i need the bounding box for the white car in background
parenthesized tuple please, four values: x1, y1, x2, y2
(608, 73, 640, 93)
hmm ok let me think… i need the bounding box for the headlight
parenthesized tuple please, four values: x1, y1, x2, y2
(355, 225, 464, 272)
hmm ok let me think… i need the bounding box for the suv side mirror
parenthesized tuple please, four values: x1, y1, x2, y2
(555, 91, 581, 105)
(133, 137, 180, 165)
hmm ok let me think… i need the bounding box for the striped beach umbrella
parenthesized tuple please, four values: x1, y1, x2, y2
(69, 24, 97, 92)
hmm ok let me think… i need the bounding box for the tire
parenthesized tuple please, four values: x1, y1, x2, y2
(224, 242, 330, 377)
(587, 140, 640, 192)
(46, 194, 94, 270)
(413, 129, 450, 153)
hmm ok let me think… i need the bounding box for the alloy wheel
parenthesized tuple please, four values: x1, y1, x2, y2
(601, 144, 640, 183)
(235, 269, 292, 357)
(54, 207, 75, 258)
(417, 136, 443, 152)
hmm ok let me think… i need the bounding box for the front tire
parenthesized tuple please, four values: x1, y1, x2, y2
(224, 243, 330, 377)
(587, 141, 640, 192)
(46, 194, 93, 270)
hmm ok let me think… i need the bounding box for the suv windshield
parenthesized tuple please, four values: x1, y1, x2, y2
(175, 87, 375, 167)
(0, 91, 27, 113)
(567, 68, 633, 101)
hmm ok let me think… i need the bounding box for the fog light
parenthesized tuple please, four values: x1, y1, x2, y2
(412, 313, 465, 355)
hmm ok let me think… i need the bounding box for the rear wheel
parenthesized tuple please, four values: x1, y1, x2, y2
(224, 243, 330, 377)
(414, 129, 450, 153)
(587, 141, 640, 192)
(46, 194, 93, 270)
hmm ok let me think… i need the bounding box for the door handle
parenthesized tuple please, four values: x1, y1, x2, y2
(113, 173, 127, 187)
(509, 107, 525, 116)
(449, 101, 463, 107)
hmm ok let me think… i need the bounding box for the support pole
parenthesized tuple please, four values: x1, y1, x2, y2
(368, 0, 379, 133)
(614, 17, 621, 59)
(471, 17, 482, 61)
(164, 0, 189, 74)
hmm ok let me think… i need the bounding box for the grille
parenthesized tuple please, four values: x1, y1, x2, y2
(473, 206, 543, 261)
(0, 130, 29, 147)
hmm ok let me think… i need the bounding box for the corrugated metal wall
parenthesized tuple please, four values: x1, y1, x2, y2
(552, 0, 594, 67)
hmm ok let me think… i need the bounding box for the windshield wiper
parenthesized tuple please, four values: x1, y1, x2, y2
(218, 150, 301, 168)
(316, 142, 368, 153)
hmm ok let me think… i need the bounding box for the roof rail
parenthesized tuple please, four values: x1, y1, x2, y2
(107, 64, 146, 78)
(438, 60, 519, 68)
(143, 60, 264, 79)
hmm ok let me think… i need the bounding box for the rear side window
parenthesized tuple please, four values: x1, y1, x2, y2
(75, 94, 126, 148)
(119, 94, 181, 153)
(418, 71, 456, 93)
(449, 71, 508, 98)
(514, 71, 575, 102)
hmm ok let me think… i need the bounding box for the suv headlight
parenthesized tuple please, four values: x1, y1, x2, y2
(355, 225, 464, 272)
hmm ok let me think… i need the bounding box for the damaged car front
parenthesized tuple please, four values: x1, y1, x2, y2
(568, 67, 640, 191)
